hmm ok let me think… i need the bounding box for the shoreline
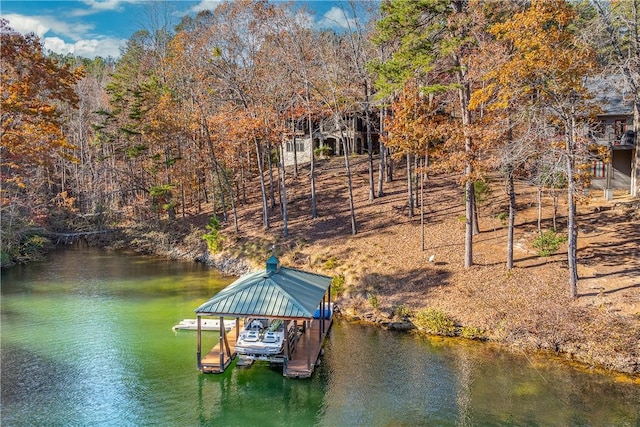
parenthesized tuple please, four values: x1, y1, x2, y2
(5, 160, 638, 379)
(5, 228, 638, 380)
(106, 225, 638, 379)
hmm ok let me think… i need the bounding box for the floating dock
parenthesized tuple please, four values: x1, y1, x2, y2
(194, 255, 334, 378)
(198, 314, 332, 377)
(199, 321, 242, 374)
(284, 317, 332, 378)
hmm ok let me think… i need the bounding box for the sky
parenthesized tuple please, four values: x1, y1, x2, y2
(0, 0, 358, 59)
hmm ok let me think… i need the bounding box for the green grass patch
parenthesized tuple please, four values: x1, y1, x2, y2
(413, 308, 456, 336)
(368, 293, 379, 309)
(323, 256, 339, 270)
(331, 274, 345, 295)
(532, 230, 566, 257)
(460, 326, 485, 340)
(393, 304, 413, 319)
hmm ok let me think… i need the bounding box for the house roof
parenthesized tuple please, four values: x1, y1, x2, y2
(589, 75, 634, 116)
(195, 256, 332, 319)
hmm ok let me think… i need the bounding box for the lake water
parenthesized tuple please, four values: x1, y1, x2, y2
(2, 246, 639, 426)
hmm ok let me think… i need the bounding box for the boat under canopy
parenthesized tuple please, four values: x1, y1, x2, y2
(194, 255, 333, 378)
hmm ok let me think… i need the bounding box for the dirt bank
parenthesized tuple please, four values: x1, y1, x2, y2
(106, 156, 640, 376)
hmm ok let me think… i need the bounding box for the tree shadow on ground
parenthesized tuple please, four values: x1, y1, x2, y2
(347, 268, 452, 308)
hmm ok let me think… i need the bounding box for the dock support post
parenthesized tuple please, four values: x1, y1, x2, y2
(197, 316, 202, 370)
(321, 296, 326, 334)
(218, 319, 224, 372)
(221, 316, 231, 358)
(284, 320, 290, 359)
(306, 320, 311, 370)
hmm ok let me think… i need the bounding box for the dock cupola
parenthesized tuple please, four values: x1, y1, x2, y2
(266, 255, 280, 273)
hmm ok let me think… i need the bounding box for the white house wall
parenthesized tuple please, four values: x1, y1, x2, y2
(283, 137, 312, 167)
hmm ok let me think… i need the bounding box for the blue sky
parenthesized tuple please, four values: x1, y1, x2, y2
(0, 0, 358, 58)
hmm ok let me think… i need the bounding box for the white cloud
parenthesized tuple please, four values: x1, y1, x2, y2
(76, 37, 125, 58)
(4, 13, 94, 41)
(41, 37, 74, 55)
(82, 0, 126, 11)
(189, 1, 221, 13)
(3, 14, 50, 38)
(3, 13, 125, 58)
(72, 0, 140, 16)
(42, 36, 125, 58)
(318, 6, 357, 30)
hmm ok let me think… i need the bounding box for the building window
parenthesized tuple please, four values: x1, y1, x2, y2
(286, 141, 305, 152)
(614, 120, 626, 138)
(591, 160, 605, 178)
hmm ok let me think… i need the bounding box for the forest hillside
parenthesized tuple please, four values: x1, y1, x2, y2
(2, 1, 640, 376)
(106, 155, 640, 376)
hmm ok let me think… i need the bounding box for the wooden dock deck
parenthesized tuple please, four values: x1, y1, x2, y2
(199, 316, 333, 377)
(200, 323, 240, 374)
(284, 317, 332, 378)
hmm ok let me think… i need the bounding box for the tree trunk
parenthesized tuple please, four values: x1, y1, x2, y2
(414, 154, 419, 215)
(240, 163, 247, 205)
(377, 107, 386, 197)
(632, 99, 640, 197)
(420, 157, 425, 252)
(365, 86, 375, 202)
(472, 187, 480, 236)
(267, 140, 276, 210)
(293, 134, 298, 180)
(309, 109, 317, 219)
(631, 1, 640, 197)
(567, 118, 578, 298)
(338, 124, 357, 235)
(407, 153, 414, 218)
(553, 193, 558, 232)
(221, 166, 239, 234)
(537, 187, 542, 234)
(203, 128, 228, 224)
(279, 143, 288, 237)
(181, 184, 186, 219)
(464, 179, 474, 268)
(254, 137, 269, 230)
(506, 171, 515, 270)
(198, 104, 238, 231)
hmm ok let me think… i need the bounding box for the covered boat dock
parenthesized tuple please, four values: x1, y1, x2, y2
(194, 255, 333, 378)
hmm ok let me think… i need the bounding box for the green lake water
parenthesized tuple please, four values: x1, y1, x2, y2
(1, 246, 639, 426)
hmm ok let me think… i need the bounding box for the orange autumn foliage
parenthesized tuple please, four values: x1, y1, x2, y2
(1, 20, 82, 188)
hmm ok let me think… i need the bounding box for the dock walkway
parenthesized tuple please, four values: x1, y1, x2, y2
(199, 316, 333, 377)
(200, 323, 240, 374)
(284, 317, 332, 378)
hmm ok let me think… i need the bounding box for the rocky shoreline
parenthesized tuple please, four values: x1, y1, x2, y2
(13, 169, 639, 379)
(109, 225, 636, 378)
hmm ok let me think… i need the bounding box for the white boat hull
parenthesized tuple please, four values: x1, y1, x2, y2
(235, 318, 285, 357)
(172, 318, 233, 331)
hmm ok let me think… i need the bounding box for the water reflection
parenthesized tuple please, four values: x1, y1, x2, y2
(319, 323, 640, 427)
(195, 366, 325, 426)
(319, 323, 460, 426)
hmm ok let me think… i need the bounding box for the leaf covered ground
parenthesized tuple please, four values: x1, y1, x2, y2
(117, 156, 638, 376)
(206, 156, 639, 375)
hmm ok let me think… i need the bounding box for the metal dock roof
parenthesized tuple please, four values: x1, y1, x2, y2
(195, 256, 332, 319)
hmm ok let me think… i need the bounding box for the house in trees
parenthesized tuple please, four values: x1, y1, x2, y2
(282, 111, 379, 167)
(589, 77, 637, 198)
